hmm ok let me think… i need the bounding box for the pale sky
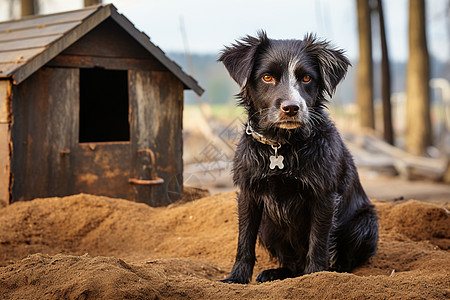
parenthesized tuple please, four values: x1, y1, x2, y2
(1, 0, 449, 62)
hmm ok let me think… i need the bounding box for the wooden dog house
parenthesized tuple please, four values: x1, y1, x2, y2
(0, 5, 203, 206)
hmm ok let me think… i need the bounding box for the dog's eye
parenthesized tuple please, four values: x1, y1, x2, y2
(262, 75, 275, 83)
(302, 75, 311, 83)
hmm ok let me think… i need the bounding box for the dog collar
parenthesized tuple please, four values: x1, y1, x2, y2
(246, 122, 285, 170)
(245, 122, 283, 147)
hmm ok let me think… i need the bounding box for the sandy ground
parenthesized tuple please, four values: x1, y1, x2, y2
(0, 191, 449, 299)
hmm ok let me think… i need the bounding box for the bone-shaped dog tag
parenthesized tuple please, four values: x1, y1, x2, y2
(269, 144, 284, 170)
(269, 154, 284, 169)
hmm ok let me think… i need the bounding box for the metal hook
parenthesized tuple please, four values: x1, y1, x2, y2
(271, 143, 281, 158)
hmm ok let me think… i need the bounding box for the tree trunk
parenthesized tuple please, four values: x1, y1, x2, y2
(356, 0, 375, 130)
(84, 0, 102, 7)
(406, 0, 431, 156)
(377, 0, 394, 144)
(21, 0, 37, 17)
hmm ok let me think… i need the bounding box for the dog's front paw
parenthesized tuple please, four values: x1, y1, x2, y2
(304, 262, 327, 275)
(255, 268, 293, 283)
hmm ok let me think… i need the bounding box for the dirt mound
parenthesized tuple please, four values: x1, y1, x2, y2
(0, 193, 449, 299)
(0, 193, 238, 268)
(376, 200, 450, 249)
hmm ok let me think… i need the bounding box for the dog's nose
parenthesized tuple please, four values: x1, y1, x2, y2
(281, 103, 300, 117)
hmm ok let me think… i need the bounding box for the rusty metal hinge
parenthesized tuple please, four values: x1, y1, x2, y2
(128, 148, 164, 185)
(128, 178, 164, 185)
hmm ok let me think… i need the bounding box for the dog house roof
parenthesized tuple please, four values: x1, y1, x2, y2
(0, 4, 203, 95)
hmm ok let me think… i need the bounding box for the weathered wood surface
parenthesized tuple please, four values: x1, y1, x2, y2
(9, 67, 133, 202)
(0, 35, 65, 52)
(0, 6, 98, 79)
(0, 48, 46, 65)
(0, 81, 8, 123)
(10, 67, 77, 201)
(71, 143, 132, 200)
(0, 22, 79, 43)
(129, 70, 184, 206)
(47, 55, 165, 72)
(0, 8, 97, 32)
(0, 123, 9, 206)
(47, 18, 166, 71)
(3, 3, 203, 205)
(9, 65, 185, 205)
(62, 18, 152, 59)
(0, 80, 10, 206)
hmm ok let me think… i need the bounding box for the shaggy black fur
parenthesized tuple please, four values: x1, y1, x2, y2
(219, 31, 378, 284)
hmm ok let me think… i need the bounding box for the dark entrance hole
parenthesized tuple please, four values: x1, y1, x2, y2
(79, 68, 130, 143)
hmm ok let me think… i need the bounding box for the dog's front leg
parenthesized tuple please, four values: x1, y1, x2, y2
(221, 192, 262, 284)
(304, 195, 335, 274)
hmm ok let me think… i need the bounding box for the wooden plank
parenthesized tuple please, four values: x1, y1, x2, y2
(0, 48, 46, 64)
(0, 34, 63, 52)
(362, 135, 447, 180)
(10, 5, 111, 84)
(10, 67, 78, 201)
(0, 124, 10, 206)
(71, 143, 131, 200)
(47, 54, 165, 71)
(0, 7, 98, 32)
(0, 21, 80, 42)
(0, 80, 9, 123)
(0, 63, 25, 78)
(0, 80, 10, 205)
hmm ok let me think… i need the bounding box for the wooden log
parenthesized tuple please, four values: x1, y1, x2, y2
(344, 133, 447, 181)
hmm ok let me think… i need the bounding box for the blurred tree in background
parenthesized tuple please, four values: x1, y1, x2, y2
(406, 0, 432, 156)
(375, 0, 394, 145)
(20, 0, 37, 16)
(84, 0, 101, 7)
(356, 0, 375, 130)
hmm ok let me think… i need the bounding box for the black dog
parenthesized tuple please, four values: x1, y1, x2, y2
(219, 31, 378, 284)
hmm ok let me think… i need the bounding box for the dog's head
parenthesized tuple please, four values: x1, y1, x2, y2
(219, 31, 350, 135)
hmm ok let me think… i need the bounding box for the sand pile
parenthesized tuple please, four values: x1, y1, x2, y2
(0, 193, 449, 299)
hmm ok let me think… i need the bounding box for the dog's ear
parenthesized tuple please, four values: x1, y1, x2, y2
(219, 31, 268, 87)
(303, 34, 351, 97)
